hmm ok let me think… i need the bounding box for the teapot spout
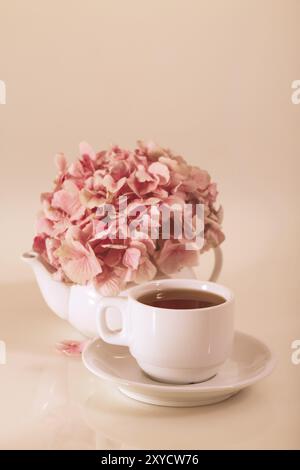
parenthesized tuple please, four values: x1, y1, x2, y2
(21, 251, 70, 321)
(21, 250, 41, 267)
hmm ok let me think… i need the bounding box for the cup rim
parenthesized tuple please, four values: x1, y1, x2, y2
(127, 278, 234, 312)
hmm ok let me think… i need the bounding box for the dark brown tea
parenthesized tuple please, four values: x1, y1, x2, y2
(138, 288, 226, 310)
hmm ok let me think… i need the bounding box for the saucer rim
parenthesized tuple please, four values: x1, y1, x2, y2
(82, 331, 277, 393)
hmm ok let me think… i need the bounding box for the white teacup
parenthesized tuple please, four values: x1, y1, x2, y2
(96, 279, 234, 384)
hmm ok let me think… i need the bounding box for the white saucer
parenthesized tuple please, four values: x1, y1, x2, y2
(82, 331, 276, 407)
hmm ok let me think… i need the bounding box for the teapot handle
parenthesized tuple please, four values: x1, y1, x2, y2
(192, 246, 223, 282)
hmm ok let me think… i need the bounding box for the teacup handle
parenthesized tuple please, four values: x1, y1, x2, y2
(96, 297, 129, 346)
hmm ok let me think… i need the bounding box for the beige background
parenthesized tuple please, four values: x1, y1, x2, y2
(0, 0, 299, 449)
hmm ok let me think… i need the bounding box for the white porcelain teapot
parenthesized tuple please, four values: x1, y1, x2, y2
(21, 248, 222, 338)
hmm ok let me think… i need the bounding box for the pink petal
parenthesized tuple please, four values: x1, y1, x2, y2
(79, 141, 96, 160)
(55, 340, 88, 356)
(128, 174, 159, 196)
(137, 141, 164, 158)
(163, 195, 186, 207)
(41, 194, 62, 221)
(123, 247, 141, 270)
(92, 172, 105, 190)
(55, 238, 89, 259)
(207, 182, 218, 201)
(133, 257, 157, 283)
(80, 189, 106, 209)
(135, 165, 153, 183)
(148, 162, 170, 184)
(33, 235, 46, 254)
(45, 238, 61, 267)
(190, 167, 211, 190)
(152, 188, 169, 199)
(52, 218, 69, 236)
(156, 240, 199, 274)
(130, 238, 156, 255)
(52, 191, 76, 214)
(52, 183, 85, 221)
(159, 155, 190, 176)
(202, 227, 225, 252)
(110, 161, 129, 180)
(95, 267, 125, 296)
(54, 153, 68, 173)
(36, 214, 54, 236)
(65, 225, 83, 242)
(102, 174, 126, 193)
(103, 249, 123, 267)
(216, 206, 224, 224)
(68, 160, 85, 178)
(61, 254, 102, 284)
(56, 239, 102, 284)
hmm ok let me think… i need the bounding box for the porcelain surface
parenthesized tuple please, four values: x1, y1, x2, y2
(95, 278, 234, 384)
(82, 331, 276, 407)
(21, 248, 223, 338)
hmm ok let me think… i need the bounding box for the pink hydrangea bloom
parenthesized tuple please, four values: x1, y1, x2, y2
(33, 141, 225, 295)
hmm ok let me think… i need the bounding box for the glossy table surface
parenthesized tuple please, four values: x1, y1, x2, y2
(0, 276, 299, 450)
